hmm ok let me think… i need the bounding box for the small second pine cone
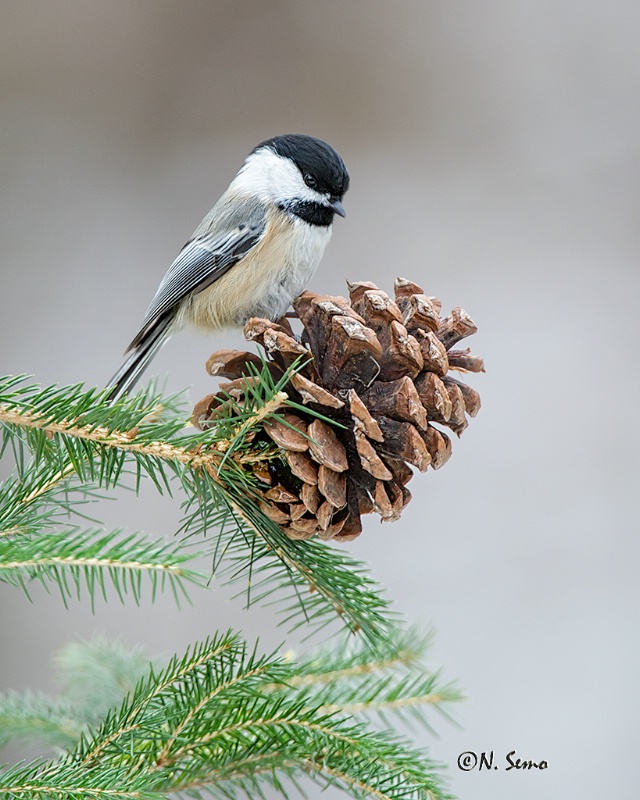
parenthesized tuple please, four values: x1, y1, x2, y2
(193, 278, 484, 541)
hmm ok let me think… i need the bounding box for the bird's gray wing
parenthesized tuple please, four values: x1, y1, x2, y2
(127, 200, 266, 351)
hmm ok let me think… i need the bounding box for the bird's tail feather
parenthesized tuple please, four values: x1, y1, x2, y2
(105, 323, 172, 403)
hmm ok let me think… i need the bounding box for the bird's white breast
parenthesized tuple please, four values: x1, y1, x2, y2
(180, 210, 331, 331)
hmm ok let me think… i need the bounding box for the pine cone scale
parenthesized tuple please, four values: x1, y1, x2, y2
(307, 419, 349, 472)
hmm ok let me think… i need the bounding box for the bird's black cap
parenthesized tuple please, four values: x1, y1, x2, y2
(255, 133, 350, 201)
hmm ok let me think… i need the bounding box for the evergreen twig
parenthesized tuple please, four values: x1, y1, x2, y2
(0, 632, 458, 800)
(0, 374, 394, 640)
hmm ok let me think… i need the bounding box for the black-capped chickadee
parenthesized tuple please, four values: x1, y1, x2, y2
(106, 133, 349, 401)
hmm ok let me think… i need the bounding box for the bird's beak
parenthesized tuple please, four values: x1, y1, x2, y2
(329, 199, 346, 218)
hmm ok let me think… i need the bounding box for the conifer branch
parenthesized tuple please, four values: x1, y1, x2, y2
(0, 374, 395, 640)
(286, 649, 419, 688)
(267, 630, 461, 731)
(0, 527, 205, 605)
(0, 692, 83, 750)
(316, 692, 447, 716)
(0, 405, 225, 469)
(0, 632, 455, 800)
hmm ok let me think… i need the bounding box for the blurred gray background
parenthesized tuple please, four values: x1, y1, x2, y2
(1, 1, 639, 798)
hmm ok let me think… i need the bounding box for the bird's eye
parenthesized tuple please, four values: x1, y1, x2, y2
(303, 173, 318, 189)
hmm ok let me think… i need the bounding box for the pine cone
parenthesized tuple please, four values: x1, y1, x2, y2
(193, 278, 484, 541)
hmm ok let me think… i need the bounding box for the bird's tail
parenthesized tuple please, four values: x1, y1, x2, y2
(105, 322, 172, 403)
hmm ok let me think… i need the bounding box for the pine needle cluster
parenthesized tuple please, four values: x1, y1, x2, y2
(0, 369, 462, 800)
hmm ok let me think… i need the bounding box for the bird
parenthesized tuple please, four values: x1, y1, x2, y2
(106, 133, 349, 401)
